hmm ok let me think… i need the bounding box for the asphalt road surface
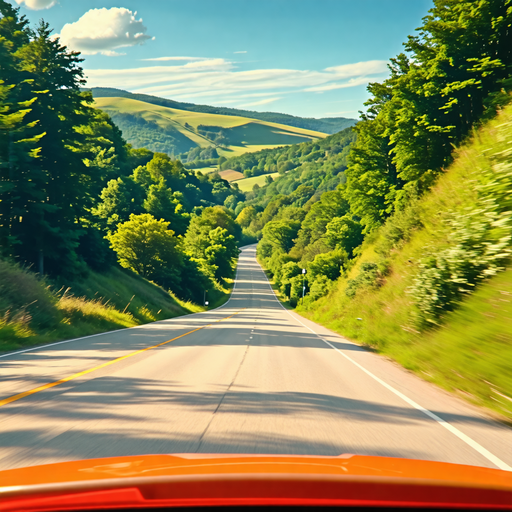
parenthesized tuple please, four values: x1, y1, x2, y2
(1, 245, 512, 472)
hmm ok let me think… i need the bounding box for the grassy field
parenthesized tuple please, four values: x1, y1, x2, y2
(94, 97, 326, 157)
(233, 172, 280, 191)
(0, 260, 236, 354)
(218, 169, 244, 182)
(299, 106, 512, 421)
(194, 166, 218, 174)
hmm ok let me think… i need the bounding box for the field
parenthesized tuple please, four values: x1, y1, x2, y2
(218, 169, 244, 182)
(94, 97, 326, 157)
(233, 172, 280, 191)
(194, 166, 218, 174)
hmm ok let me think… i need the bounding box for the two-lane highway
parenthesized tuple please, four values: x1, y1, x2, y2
(1, 245, 511, 471)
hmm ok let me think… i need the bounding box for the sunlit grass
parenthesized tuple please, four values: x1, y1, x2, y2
(299, 105, 512, 420)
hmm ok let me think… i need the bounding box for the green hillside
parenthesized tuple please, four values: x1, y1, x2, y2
(94, 96, 327, 158)
(297, 106, 512, 419)
(90, 87, 356, 134)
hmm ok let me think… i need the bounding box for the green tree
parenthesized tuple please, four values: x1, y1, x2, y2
(262, 220, 301, 253)
(236, 206, 257, 228)
(325, 215, 364, 258)
(93, 177, 145, 232)
(143, 180, 188, 236)
(107, 213, 182, 286)
(184, 206, 239, 279)
(13, 21, 98, 275)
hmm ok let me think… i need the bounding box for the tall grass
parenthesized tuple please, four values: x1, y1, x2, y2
(299, 105, 512, 420)
(0, 262, 188, 353)
(0, 254, 238, 353)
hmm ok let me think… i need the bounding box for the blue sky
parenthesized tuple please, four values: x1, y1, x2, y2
(13, 0, 433, 119)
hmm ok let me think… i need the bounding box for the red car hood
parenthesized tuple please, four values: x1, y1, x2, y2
(0, 454, 511, 510)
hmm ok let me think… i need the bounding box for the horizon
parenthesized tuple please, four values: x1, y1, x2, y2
(12, 0, 433, 119)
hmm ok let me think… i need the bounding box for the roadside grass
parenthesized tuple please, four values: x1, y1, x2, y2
(0, 253, 240, 354)
(299, 106, 512, 420)
(0, 264, 190, 353)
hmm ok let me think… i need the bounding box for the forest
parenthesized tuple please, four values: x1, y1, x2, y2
(0, 0, 244, 318)
(250, 0, 512, 313)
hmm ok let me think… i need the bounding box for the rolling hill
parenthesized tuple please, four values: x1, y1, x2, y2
(94, 96, 328, 158)
(90, 87, 356, 135)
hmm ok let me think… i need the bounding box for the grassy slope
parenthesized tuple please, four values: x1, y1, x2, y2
(299, 106, 512, 420)
(95, 97, 326, 157)
(233, 172, 280, 191)
(0, 262, 235, 354)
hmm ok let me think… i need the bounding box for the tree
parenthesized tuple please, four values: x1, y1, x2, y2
(308, 249, 347, 282)
(107, 213, 182, 287)
(12, 21, 99, 275)
(93, 177, 145, 232)
(184, 206, 240, 279)
(236, 206, 257, 228)
(325, 215, 364, 258)
(262, 220, 301, 253)
(143, 180, 188, 236)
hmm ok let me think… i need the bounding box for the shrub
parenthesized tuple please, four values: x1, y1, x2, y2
(409, 207, 512, 323)
(345, 262, 379, 298)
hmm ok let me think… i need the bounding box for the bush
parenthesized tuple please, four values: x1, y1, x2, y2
(410, 123, 512, 324)
(345, 262, 379, 298)
(409, 208, 512, 323)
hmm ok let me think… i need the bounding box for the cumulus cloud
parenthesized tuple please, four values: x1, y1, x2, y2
(85, 58, 388, 106)
(15, 0, 56, 9)
(58, 8, 153, 56)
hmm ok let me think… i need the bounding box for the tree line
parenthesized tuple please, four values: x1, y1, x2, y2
(233, 0, 512, 308)
(0, 1, 242, 304)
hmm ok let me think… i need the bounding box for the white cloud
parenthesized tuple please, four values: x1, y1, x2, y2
(85, 58, 388, 106)
(239, 97, 281, 107)
(234, 51, 247, 54)
(58, 8, 153, 56)
(141, 56, 208, 62)
(304, 76, 373, 92)
(15, 0, 56, 9)
(325, 60, 388, 78)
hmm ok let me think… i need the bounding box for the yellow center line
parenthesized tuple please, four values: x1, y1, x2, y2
(0, 309, 245, 409)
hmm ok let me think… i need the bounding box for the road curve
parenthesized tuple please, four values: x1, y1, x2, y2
(1, 245, 511, 471)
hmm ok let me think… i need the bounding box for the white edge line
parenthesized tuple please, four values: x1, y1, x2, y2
(255, 252, 512, 472)
(0, 248, 250, 360)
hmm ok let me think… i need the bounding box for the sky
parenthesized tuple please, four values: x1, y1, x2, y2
(12, 0, 433, 119)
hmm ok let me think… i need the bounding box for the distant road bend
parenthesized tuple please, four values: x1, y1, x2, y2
(1, 245, 511, 471)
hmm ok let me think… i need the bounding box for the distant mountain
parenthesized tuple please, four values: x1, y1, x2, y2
(89, 87, 356, 135)
(93, 95, 333, 159)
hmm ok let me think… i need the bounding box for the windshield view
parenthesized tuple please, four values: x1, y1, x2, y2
(1, 0, 512, 509)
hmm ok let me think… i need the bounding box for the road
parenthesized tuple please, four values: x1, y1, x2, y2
(1, 245, 511, 471)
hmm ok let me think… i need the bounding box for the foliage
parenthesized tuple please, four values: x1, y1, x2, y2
(345, 262, 380, 299)
(409, 117, 512, 323)
(107, 214, 182, 287)
(184, 206, 240, 280)
(344, 0, 512, 232)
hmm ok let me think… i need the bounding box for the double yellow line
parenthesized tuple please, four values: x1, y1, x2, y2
(0, 310, 243, 409)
